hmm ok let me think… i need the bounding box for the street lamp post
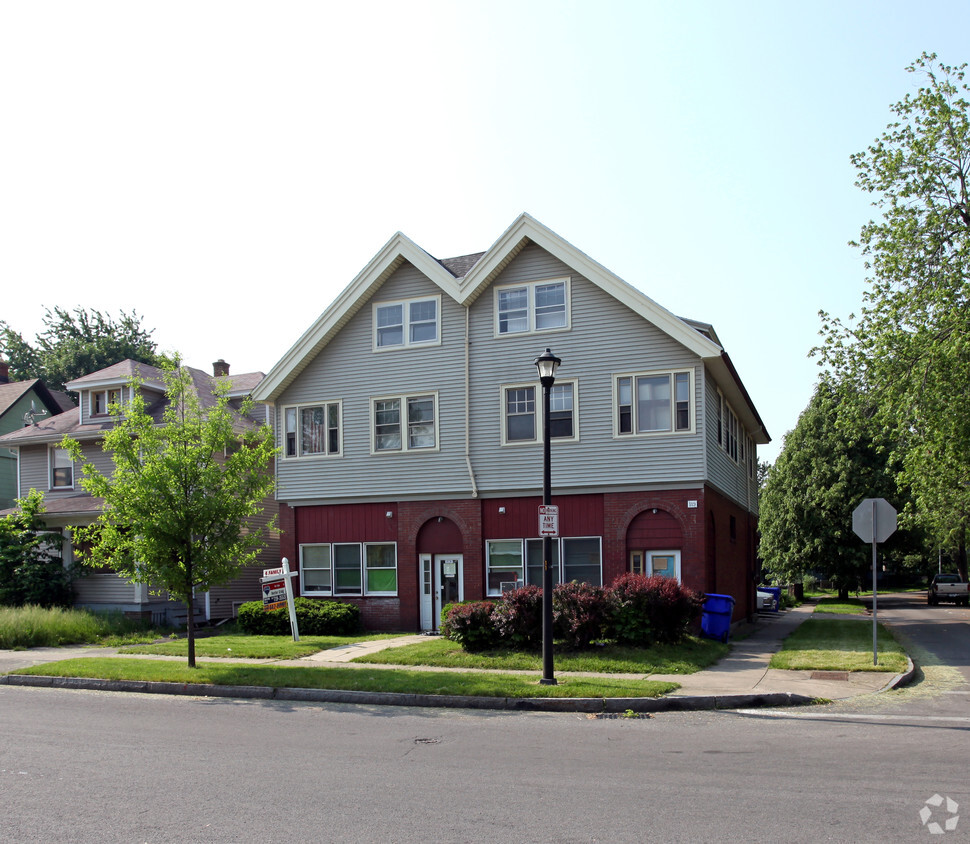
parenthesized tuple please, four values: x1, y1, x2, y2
(534, 347, 561, 686)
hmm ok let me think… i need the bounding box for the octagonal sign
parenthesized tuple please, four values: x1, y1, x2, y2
(852, 498, 897, 544)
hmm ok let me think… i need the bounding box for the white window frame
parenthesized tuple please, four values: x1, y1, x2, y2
(493, 277, 570, 336)
(282, 401, 342, 459)
(88, 386, 126, 418)
(645, 550, 682, 582)
(485, 536, 602, 596)
(613, 369, 694, 437)
(50, 446, 74, 489)
(500, 380, 579, 446)
(299, 541, 398, 597)
(371, 392, 439, 454)
(364, 542, 398, 596)
(372, 296, 441, 350)
(721, 397, 740, 463)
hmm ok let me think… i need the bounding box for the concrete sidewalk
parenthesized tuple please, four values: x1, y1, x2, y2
(0, 603, 912, 712)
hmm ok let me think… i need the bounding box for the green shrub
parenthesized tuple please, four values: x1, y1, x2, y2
(441, 600, 499, 651)
(0, 490, 72, 608)
(237, 598, 361, 636)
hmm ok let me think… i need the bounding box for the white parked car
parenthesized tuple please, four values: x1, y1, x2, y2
(756, 590, 774, 611)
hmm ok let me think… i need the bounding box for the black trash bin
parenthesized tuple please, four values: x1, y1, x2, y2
(701, 593, 736, 642)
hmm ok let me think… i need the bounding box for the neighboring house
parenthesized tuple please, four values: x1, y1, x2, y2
(0, 359, 277, 624)
(253, 213, 770, 632)
(0, 360, 75, 510)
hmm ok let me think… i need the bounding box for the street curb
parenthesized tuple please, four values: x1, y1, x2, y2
(0, 673, 817, 712)
(881, 655, 917, 692)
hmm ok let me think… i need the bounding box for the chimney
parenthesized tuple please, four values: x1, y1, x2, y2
(213, 359, 230, 377)
(0, 360, 9, 383)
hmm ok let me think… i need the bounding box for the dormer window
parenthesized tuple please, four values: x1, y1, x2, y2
(90, 388, 123, 417)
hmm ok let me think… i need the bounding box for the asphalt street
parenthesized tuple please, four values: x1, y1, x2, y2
(0, 593, 967, 843)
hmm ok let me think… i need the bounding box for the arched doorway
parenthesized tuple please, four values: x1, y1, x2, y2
(416, 517, 463, 631)
(626, 508, 684, 582)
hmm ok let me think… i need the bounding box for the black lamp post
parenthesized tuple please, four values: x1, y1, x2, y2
(534, 347, 561, 685)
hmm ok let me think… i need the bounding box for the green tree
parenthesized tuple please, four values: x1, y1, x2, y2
(64, 363, 277, 667)
(0, 307, 163, 393)
(0, 489, 71, 607)
(817, 53, 970, 580)
(759, 381, 901, 599)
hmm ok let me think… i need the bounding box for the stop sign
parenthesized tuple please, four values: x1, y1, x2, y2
(852, 498, 897, 544)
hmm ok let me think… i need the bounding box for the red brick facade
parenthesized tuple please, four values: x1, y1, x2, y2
(279, 485, 757, 631)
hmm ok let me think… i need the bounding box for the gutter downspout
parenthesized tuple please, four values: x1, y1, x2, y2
(464, 305, 479, 498)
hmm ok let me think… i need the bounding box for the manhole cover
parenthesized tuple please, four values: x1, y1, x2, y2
(810, 671, 849, 681)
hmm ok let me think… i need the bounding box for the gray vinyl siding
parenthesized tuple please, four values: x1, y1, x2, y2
(275, 261, 472, 502)
(467, 244, 706, 493)
(72, 571, 138, 604)
(206, 498, 280, 617)
(704, 375, 757, 511)
(16, 439, 110, 503)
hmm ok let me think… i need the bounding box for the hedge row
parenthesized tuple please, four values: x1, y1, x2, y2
(441, 574, 704, 652)
(237, 597, 361, 636)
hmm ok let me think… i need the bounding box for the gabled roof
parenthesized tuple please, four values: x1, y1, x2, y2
(0, 379, 74, 423)
(66, 360, 168, 392)
(0, 360, 267, 446)
(253, 213, 769, 443)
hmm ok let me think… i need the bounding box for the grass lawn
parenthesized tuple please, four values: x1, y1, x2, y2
(813, 597, 869, 615)
(353, 635, 727, 675)
(769, 618, 907, 672)
(121, 633, 403, 660)
(10, 657, 678, 699)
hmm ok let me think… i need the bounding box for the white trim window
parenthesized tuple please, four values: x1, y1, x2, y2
(648, 550, 681, 581)
(502, 381, 578, 445)
(495, 278, 569, 336)
(89, 387, 124, 417)
(615, 370, 693, 436)
(485, 536, 602, 595)
(372, 393, 438, 452)
(631, 549, 682, 582)
(283, 402, 341, 458)
(503, 385, 536, 443)
(50, 446, 74, 489)
(374, 296, 440, 349)
(299, 542, 398, 596)
(721, 398, 740, 462)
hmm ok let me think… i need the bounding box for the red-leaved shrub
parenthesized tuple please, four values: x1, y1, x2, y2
(490, 585, 543, 650)
(441, 601, 498, 651)
(608, 573, 704, 646)
(553, 581, 609, 649)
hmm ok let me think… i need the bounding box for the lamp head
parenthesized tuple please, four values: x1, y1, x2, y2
(534, 348, 561, 383)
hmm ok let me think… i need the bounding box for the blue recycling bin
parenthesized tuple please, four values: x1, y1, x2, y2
(701, 593, 736, 642)
(760, 586, 781, 612)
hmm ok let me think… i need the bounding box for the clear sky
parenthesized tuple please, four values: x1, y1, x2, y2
(3, 1, 968, 463)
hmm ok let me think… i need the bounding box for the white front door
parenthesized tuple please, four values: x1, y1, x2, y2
(419, 554, 464, 631)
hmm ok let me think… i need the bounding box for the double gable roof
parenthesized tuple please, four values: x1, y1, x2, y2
(254, 213, 769, 443)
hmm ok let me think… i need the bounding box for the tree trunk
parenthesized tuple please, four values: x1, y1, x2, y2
(185, 592, 196, 668)
(184, 554, 195, 668)
(957, 530, 968, 584)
